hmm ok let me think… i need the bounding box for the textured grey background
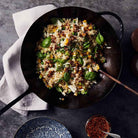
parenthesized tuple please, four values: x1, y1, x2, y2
(0, 0, 138, 138)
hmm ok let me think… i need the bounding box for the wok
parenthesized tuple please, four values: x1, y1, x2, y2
(0, 7, 124, 115)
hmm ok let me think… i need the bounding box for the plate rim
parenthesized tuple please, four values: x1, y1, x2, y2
(14, 116, 72, 138)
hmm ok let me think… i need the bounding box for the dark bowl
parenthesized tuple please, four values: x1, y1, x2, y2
(21, 7, 122, 109)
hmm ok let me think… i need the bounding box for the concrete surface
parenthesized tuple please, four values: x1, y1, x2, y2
(0, 0, 138, 138)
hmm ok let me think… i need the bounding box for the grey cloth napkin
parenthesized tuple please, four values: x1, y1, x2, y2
(0, 4, 56, 116)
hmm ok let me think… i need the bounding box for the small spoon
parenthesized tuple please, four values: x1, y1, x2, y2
(102, 130, 121, 138)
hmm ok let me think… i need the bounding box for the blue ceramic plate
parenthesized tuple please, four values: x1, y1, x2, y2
(14, 117, 72, 138)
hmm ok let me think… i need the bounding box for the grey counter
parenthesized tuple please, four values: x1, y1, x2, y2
(0, 0, 138, 138)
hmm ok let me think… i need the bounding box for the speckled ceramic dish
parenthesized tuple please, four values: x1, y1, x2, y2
(14, 117, 72, 138)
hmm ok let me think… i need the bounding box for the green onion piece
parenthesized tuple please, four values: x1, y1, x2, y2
(57, 59, 66, 63)
(68, 89, 71, 93)
(84, 44, 90, 49)
(71, 47, 75, 52)
(70, 67, 73, 71)
(96, 32, 104, 45)
(78, 82, 82, 85)
(88, 49, 91, 53)
(57, 78, 63, 84)
(74, 32, 78, 36)
(37, 52, 47, 59)
(84, 72, 97, 81)
(77, 57, 83, 65)
(41, 36, 51, 48)
(53, 59, 57, 63)
(39, 75, 42, 79)
(78, 92, 81, 95)
(41, 50, 44, 53)
(61, 38, 64, 41)
(59, 18, 64, 23)
(64, 72, 70, 82)
(65, 51, 70, 56)
(46, 54, 50, 60)
(72, 32, 78, 36)
(94, 46, 98, 54)
(62, 26, 65, 30)
(60, 49, 65, 54)
(83, 41, 90, 49)
(43, 53, 47, 57)
(56, 87, 63, 92)
(93, 26, 96, 30)
(81, 90, 88, 95)
(83, 41, 89, 46)
(56, 62, 63, 71)
(37, 52, 43, 59)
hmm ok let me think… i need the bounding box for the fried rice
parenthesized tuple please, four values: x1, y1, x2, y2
(36, 18, 107, 96)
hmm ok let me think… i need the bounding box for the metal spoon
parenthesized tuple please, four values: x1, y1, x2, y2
(102, 131, 121, 138)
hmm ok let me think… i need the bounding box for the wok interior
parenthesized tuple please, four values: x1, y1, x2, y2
(21, 7, 121, 108)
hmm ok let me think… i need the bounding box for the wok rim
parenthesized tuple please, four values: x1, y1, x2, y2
(21, 6, 123, 109)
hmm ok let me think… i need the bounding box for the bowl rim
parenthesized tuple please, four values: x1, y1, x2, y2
(14, 116, 72, 138)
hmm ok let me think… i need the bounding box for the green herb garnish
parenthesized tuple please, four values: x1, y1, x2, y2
(65, 51, 70, 56)
(77, 57, 83, 65)
(59, 18, 64, 23)
(84, 72, 97, 81)
(64, 72, 70, 82)
(56, 62, 63, 71)
(56, 87, 63, 92)
(96, 32, 104, 45)
(94, 46, 98, 54)
(81, 90, 88, 95)
(72, 32, 78, 36)
(41, 36, 51, 48)
(62, 26, 65, 30)
(83, 41, 90, 49)
(37, 52, 46, 59)
(61, 38, 64, 41)
(57, 59, 66, 63)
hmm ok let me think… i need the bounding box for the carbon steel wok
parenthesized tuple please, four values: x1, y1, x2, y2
(0, 7, 124, 115)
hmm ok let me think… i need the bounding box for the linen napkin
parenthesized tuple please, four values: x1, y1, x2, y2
(0, 4, 57, 116)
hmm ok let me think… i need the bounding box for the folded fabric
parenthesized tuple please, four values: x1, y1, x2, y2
(0, 4, 57, 116)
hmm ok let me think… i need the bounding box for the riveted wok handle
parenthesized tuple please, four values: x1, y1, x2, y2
(98, 11, 124, 41)
(0, 89, 30, 116)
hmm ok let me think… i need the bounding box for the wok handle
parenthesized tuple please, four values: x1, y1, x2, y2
(98, 11, 124, 41)
(0, 89, 30, 116)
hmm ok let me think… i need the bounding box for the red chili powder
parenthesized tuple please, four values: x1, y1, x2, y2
(85, 115, 110, 138)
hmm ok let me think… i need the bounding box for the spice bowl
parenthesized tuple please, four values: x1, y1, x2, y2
(85, 115, 111, 138)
